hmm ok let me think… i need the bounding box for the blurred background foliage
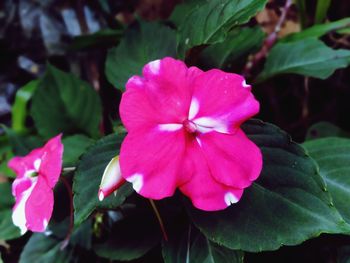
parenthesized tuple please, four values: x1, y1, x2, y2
(0, 0, 349, 141)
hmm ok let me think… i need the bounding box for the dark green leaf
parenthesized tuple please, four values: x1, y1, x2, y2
(0, 210, 21, 240)
(19, 234, 73, 263)
(0, 182, 21, 240)
(69, 219, 93, 250)
(93, 205, 161, 261)
(1, 125, 43, 156)
(258, 38, 350, 81)
(62, 135, 95, 167)
(162, 226, 243, 263)
(304, 137, 350, 223)
(337, 244, 350, 263)
(0, 182, 13, 209)
(188, 120, 350, 252)
(11, 80, 38, 133)
(169, 0, 203, 27)
(305, 122, 350, 141)
(105, 21, 176, 91)
(31, 65, 102, 138)
(282, 18, 350, 43)
(49, 217, 93, 251)
(73, 133, 133, 225)
(176, 0, 268, 57)
(0, 137, 15, 178)
(70, 28, 123, 50)
(199, 26, 264, 69)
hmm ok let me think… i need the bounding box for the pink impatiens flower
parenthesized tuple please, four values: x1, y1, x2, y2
(8, 134, 63, 234)
(119, 57, 262, 211)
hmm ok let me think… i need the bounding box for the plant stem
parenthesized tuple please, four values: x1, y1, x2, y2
(149, 199, 168, 241)
(60, 176, 74, 250)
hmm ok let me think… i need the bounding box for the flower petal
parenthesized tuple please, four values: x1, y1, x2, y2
(12, 177, 32, 198)
(119, 127, 190, 199)
(12, 177, 37, 235)
(24, 176, 53, 232)
(198, 130, 262, 188)
(8, 150, 43, 179)
(39, 134, 63, 188)
(191, 69, 259, 133)
(8, 134, 63, 186)
(179, 140, 244, 211)
(120, 57, 203, 132)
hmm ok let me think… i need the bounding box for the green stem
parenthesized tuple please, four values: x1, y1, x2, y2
(149, 199, 168, 241)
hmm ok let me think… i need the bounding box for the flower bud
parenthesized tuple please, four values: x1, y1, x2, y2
(98, 156, 125, 201)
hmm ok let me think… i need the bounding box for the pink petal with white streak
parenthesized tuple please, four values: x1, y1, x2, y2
(8, 150, 43, 179)
(198, 130, 262, 188)
(191, 69, 259, 133)
(24, 176, 54, 232)
(120, 57, 203, 132)
(12, 177, 37, 235)
(179, 138, 244, 211)
(120, 127, 190, 199)
(9, 134, 63, 234)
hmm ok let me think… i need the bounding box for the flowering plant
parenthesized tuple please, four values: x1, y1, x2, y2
(1, 0, 350, 262)
(103, 57, 262, 211)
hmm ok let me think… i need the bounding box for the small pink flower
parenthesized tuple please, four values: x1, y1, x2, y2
(8, 134, 63, 234)
(119, 57, 262, 211)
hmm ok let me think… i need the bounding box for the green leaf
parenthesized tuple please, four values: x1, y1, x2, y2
(304, 137, 350, 223)
(198, 26, 264, 69)
(305, 122, 350, 141)
(187, 120, 350, 252)
(281, 18, 350, 42)
(0, 210, 21, 240)
(70, 28, 123, 50)
(73, 133, 133, 225)
(176, 0, 268, 57)
(258, 38, 350, 81)
(0, 182, 21, 240)
(31, 65, 102, 139)
(105, 21, 176, 91)
(69, 219, 93, 250)
(11, 80, 38, 133)
(93, 206, 161, 261)
(19, 234, 73, 263)
(169, 0, 203, 27)
(62, 135, 95, 167)
(0, 182, 13, 209)
(337, 244, 350, 263)
(315, 0, 331, 24)
(0, 137, 15, 178)
(337, 27, 350, 35)
(162, 226, 244, 263)
(1, 125, 43, 156)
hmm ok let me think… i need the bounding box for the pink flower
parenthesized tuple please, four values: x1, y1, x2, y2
(119, 57, 262, 211)
(8, 134, 63, 234)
